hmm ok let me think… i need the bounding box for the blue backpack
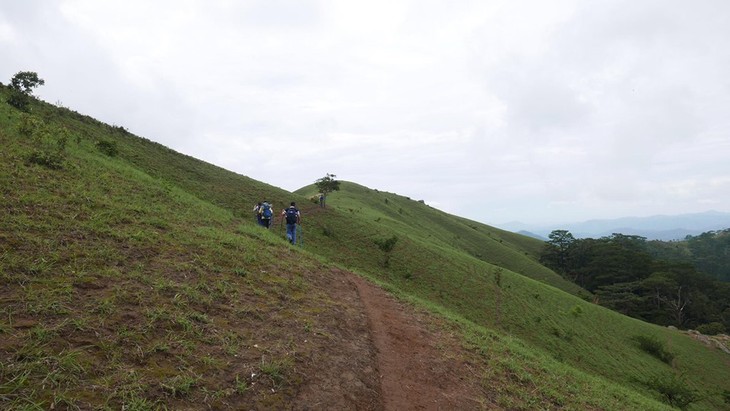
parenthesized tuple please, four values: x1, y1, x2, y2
(261, 203, 273, 219)
(285, 207, 299, 224)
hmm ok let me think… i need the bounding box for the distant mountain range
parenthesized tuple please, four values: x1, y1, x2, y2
(499, 210, 730, 241)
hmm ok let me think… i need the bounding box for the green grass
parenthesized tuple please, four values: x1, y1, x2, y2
(0, 89, 357, 408)
(2, 85, 729, 409)
(295, 184, 729, 410)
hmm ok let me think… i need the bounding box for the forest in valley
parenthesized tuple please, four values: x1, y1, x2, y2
(541, 229, 730, 334)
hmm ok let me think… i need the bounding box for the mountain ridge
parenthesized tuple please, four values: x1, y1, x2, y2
(500, 210, 730, 240)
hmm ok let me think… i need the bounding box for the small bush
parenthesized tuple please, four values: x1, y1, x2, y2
(645, 374, 698, 409)
(27, 150, 64, 169)
(569, 305, 584, 318)
(18, 114, 69, 169)
(17, 113, 44, 136)
(374, 235, 398, 267)
(696, 322, 726, 336)
(322, 225, 335, 238)
(96, 139, 119, 157)
(374, 235, 398, 253)
(7, 89, 30, 111)
(634, 335, 675, 364)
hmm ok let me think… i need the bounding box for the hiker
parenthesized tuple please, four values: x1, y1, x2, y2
(319, 194, 324, 208)
(253, 202, 263, 226)
(282, 202, 301, 244)
(259, 200, 274, 229)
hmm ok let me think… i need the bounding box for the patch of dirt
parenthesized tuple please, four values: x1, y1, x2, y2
(308, 269, 488, 410)
(291, 268, 382, 410)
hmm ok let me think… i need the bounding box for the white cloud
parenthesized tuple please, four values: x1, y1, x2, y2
(2, 0, 729, 226)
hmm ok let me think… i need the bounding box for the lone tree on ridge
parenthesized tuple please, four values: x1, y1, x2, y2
(7, 71, 45, 111)
(315, 173, 340, 208)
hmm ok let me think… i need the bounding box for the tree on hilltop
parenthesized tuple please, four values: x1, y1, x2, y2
(315, 173, 340, 208)
(541, 229, 576, 273)
(7, 71, 45, 111)
(10, 71, 45, 94)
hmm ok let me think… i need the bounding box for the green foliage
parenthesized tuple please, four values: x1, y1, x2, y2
(6, 89, 31, 111)
(686, 229, 730, 282)
(373, 235, 398, 267)
(634, 335, 675, 364)
(569, 304, 584, 318)
(541, 229, 576, 273)
(695, 322, 726, 336)
(373, 235, 398, 253)
(17, 112, 44, 136)
(541, 230, 730, 330)
(314, 173, 340, 207)
(26, 149, 65, 169)
(96, 139, 119, 156)
(161, 373, 199, 397)
(17, 113, 69, 169)
(9, 71, 45, 94)
(322, 225, 335, 238)
(6, 71, 44, 111)
(645, 373, 698, 409)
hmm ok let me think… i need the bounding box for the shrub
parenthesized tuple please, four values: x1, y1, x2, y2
(27, 150, 64, 169)
(19, 114, 69, 169)
(7, 89, 30, 111)
(374, 235, 398, 253)
(322, 225, 335, 238)
(696, 322, 726, 336)
(634, 335, 675, 364)
(569, 304, 584, 318)
(96, 139, 119, 157)
(7, 71, 44, 111)
(374, 235, 398, 267)
(645, 373, 698, 409)
(17, 113, 43, 136)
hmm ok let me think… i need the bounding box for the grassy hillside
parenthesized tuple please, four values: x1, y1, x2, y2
(0, 91, 386, 409)
(1, 87, 728, 409)
(297, 181, 583, 295)
(296, 183, 730, 410)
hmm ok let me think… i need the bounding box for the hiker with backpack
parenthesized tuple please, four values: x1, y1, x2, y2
(282, 202, 301, 244)
(259, 200, 274, 229)
(253, 202, 263, 226)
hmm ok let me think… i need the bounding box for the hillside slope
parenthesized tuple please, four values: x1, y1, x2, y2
(2, 87, 728, 409)
(0, 95, 389, 408)
(296, 181, 583, 295)
(295, 182, 730, 410)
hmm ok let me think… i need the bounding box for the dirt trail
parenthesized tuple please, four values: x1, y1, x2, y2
(291, 267, 487, 410)
(347, 272, 486, 410)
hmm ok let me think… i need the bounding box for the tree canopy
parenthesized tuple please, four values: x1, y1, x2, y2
(314, 173, 340, 208)
(6, 71, 45, 111)
(541, 229, 730, 332)
(10, 71, 45, 95)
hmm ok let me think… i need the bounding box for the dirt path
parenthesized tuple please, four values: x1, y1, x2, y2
(348, 273, 486, 410)
(292, 268, 487, 410)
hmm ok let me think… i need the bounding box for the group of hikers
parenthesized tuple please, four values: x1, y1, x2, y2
(253, 200, 301, 245)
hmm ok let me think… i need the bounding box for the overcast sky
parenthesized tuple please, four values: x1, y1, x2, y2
(2, 0, 729, 226)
